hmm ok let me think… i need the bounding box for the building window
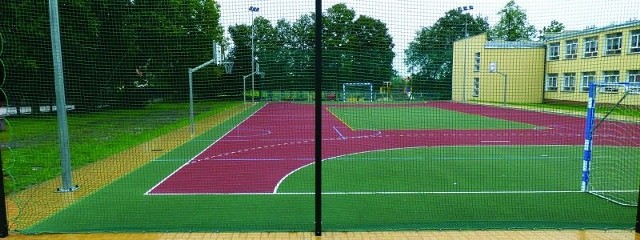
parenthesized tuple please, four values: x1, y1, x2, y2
(628, 70, 640, 93)
(631, 30, 640, 53)
(473, 52, 480, 72)
(583, 37, 598, 57)
(546, 74, 558, 91)
(562, 73, 576, 92)
(605, 33, 622, 55)
(565, 39, 577, 59)
(473, 77, 480, 97)
(602, 71, 620, 93)
(548, 43, 560, 60)
(603, 71, 620, 83)
(581, 72, 596, 92)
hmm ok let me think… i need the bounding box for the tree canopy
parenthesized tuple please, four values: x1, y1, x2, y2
(491, 0, 536, 41)
(0, 0, 224, 110)
(227, 3, 394, 92)
(405, 9, 489, 99)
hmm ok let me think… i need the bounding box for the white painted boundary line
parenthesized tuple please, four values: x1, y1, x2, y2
(146, 189, 638, 196)
(144, 103, 268, 195)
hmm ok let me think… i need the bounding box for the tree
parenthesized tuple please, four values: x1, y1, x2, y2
(405, 9, 489, 99)
(0, 0, 225, 109)
(352, 15, 394, 88)
(322, 3, 357, 89)
(539, 20, 565, 40)
(492, 0, 536, 41)
(227, 3, 394, 94)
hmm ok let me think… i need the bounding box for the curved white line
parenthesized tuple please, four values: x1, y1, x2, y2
(272, 145, 583, 194)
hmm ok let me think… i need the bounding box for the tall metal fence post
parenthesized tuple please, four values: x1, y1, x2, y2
(314, 0, 323, 236)
(48, 0, 76, 192)
(0, 150, 8, 238)
(0, 30, 8, 238)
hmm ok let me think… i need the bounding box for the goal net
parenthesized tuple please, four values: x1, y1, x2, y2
(342, 82, 373, 102)
(583, 82, 640, 206)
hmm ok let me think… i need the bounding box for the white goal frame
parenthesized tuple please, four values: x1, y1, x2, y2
(582, 81, 640, 206)
(342, 82, 374, 102)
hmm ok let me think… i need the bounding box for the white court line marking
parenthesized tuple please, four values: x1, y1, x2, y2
(481, 141, 511, 143)
(207, 158, 315, 161)
(147, 189, 640, 196)
(333, 126, 346, 140)
(145, 103, 268, 195)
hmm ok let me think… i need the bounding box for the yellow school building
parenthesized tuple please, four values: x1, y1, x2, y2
(452, 20, 640, 104)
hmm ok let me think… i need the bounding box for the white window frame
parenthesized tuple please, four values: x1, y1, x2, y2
(473, 77, 480, 97)
(583, 37, 598, 57)
(546, 74, 558, 91)
(581, 72, 596, 92)
(562, 73, 576, 92)
(630, 30, 640, 53)
(548, 43, 560, 60)
(473, 52, 481, 72)
(601, 71, 620, 93)
(605, 33, 622, 55)
(565, 39, 577, 59)
(628, 70, 640, 93)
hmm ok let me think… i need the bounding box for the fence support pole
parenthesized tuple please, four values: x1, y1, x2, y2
(314, 0, 323, 236)
(49, 0, 76, 192)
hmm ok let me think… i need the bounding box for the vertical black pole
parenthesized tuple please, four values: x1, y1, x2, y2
(0, 31, 8, 238)
(314, 0, 323, 236)
(0, 150, 8, 238)
(636, 186, 640, 233)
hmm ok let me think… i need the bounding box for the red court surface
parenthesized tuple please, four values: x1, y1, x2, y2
(147, 102, 637, 195)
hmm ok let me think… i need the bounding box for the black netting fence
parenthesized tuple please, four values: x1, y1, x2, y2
(0, 0, 639, 234)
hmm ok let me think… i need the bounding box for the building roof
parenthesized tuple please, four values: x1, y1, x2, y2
(545, 19, 640, 42)
(485, 41, 545, 49)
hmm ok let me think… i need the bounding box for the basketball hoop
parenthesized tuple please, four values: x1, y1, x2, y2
(222, 61, 233, 74)
(489, 62, 497, 73)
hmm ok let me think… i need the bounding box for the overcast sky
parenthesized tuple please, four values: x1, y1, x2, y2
(217, 0, 640, 75)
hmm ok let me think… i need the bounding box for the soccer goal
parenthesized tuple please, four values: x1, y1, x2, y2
(582, 82, 640, 206)
(342, 82, 374, 102)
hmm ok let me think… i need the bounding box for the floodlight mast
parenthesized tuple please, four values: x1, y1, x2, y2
(457, 5, 474, 102)
(249, 6, 260, 102)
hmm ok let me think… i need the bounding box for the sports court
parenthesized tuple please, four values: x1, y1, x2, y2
(19, 101, 638, 233)
(2, 0, 640, 238)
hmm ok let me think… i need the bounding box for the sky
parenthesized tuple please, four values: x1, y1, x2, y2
(217, 0, 640, 76)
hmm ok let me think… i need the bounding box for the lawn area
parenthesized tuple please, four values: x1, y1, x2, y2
(329, 106, 537, 130)
(1, 101, 242, 192)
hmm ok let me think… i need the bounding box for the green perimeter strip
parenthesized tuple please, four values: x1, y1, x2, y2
(22, 102, 276, 233)
(279, 145, 636, 230)
(24, 145, 636, 233)
(328, 106, 537, 130)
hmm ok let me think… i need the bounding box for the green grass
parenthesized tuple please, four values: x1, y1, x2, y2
(508, 102, 640, 119)
(329, 106, 536, 130)
(25, 144, 637, 233)
(2, 101, 242, 192)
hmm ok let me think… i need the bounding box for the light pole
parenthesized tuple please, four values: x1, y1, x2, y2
(457, 5, 473, 102)
(249, 6, 259, 103)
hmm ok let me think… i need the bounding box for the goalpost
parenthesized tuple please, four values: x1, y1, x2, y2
(582, 82, 640, 206)
(342, 82, 374, 102)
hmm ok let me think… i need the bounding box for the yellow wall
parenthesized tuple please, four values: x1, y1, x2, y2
(545, 24, 640, 104)
(453, 34, 546, 103)
(452, 34, 484, 102)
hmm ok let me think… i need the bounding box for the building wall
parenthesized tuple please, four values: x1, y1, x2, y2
(544, 23, 640, 104)
(453, 34, 546, 103)
(452, 34, 486, 102)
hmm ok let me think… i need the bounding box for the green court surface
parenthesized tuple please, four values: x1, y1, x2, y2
(25, 144, 636, 233)
(329, 106, 537, 130)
